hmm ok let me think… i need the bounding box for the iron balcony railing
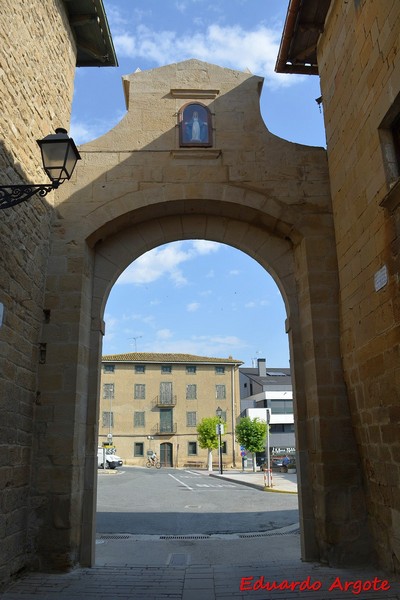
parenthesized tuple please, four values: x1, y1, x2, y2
(153, 423, 177, 435)
(152, 395, 177, 407)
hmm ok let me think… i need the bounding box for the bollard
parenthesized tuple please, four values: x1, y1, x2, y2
(264, 468, 273, 488)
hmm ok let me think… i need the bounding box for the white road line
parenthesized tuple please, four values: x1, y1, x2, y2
(184, 470, 203, 476)
(168, 473, 193, 490)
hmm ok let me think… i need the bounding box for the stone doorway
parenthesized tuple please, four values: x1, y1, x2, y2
(33, 59, 371, 572)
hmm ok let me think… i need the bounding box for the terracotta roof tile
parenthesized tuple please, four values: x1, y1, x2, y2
(102, 352, 243, 364)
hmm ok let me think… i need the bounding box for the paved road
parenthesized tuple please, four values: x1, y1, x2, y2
(96, 467, 298, 535)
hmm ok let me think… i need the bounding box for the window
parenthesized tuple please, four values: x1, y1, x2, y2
(179, 102, 213, 147)
(134, 442, 144, 457)
(216, 384, 226, 399)
(103, 364, 115, 373)
(161, 365, 172, 373)
(134, 384, 146, 399)
(186, 384, 197, 399)
(379, 95, 400, 186)
(186, 365, 196, 374)
(103, 383, 114, 399)
(186, 411, 197, 427)
(392, 114, 400, 174)
(269, 399, 293, 414)
(134, 411, 145, 427)
(270, 424, 294, 433)
(160, 382, 173, 404)
(215, 366, 225, 374)
(188, 441, 197, 455)
(266, 371, 287, 376)
(221, 441, 227, 454)
(102, 411, 113, 428)
(135, 365, 145, 373)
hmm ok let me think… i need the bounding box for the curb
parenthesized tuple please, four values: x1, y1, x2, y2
(209, 472, 298, 494)
(209, 472, 264, 491)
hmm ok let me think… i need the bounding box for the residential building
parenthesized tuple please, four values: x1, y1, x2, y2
(240, 359, 294, 453)
(99, 353, 242, 468)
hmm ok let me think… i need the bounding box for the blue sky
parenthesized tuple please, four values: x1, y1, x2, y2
(70, 0, 326, 367)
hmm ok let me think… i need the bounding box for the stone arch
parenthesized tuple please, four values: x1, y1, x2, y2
(32, 59, 372, 572)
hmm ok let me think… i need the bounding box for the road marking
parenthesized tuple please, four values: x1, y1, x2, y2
(168, 473, 193, 490)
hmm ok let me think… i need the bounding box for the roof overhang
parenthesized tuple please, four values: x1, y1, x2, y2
(275, 0, 331, 75)
(62, 0, 118, 67)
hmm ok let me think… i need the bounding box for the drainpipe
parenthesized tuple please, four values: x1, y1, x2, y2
(231, 364, 237, 467)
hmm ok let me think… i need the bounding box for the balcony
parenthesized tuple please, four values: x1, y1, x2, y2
(153, 395, 177, 408)
(153, 423, 177, 435)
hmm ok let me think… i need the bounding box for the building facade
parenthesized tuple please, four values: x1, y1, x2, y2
(276, 0, 400, 572)
(99, 353, 242, 468)
(240, 358, 295, 453)
(0, 0, 116, 585)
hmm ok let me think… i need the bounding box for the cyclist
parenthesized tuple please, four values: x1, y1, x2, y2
(150, 451, 158, 465)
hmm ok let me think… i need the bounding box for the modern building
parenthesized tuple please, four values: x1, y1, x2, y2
(99, 353, 242, 468)
(240, 358, 295, 453)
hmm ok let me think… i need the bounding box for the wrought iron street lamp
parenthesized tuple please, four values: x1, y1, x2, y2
(0, 128, 81, 209)
(216, 406, 223, 475)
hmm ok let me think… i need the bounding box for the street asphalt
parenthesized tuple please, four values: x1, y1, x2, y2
(3, 469, 400, 599)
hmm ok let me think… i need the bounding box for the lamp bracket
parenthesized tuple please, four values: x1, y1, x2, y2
(0, 182, 61, 210)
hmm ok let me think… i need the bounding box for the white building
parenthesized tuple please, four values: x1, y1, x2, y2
(239, 358, 295, 454)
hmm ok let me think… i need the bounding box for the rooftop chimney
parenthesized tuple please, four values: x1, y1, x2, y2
(257, 358, 266, 377)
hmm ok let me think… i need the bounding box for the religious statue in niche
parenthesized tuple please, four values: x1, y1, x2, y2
(179, 103, 212, 147)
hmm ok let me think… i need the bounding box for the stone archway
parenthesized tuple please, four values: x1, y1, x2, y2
(32, 59, 372, 571)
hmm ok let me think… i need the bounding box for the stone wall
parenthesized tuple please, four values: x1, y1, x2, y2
(0, 0, 76, 586)
(318, 0, 400, 572)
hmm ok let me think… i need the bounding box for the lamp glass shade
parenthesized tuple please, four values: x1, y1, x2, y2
(216, 406, 222, 418)
(37, 128, 81, 182)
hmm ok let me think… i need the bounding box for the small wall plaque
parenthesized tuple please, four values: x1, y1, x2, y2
(374, 265, 388, 291)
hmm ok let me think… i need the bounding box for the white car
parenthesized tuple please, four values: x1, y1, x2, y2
(97, 448, 123, 469)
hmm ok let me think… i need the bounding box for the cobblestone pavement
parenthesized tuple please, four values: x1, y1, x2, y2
(3, 562, 400, 600)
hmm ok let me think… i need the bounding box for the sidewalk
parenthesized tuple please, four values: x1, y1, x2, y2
(209, 468, 298, 493)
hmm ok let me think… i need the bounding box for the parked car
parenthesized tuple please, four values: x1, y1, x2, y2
(97, 448, 123, 469)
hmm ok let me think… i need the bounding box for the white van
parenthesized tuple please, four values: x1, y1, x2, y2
(97, 447, 123, 469)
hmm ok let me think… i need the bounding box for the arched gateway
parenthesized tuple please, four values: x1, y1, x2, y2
(34, 59, 372, 570)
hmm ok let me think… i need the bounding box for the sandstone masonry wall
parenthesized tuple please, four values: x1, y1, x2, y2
(318, 0, 400, 572)
(0, 0, 76, 586)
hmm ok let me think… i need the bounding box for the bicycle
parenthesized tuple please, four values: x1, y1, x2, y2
(146, 458, 161, 469)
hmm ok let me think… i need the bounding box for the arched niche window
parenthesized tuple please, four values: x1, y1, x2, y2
(179, 103, 213, 147)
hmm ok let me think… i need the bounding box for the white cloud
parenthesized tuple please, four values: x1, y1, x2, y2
(113, 23, 295, 87)
(157, 328, 173, 339)
(191, 240, 220, 254)
(116, 241, 221, 286)
(187, 302, 200, 312)
(141, 333, 246, 357)
(70, 110, 125, 144)
(229, 269, 240, 275)
(245, 301, 256, 308)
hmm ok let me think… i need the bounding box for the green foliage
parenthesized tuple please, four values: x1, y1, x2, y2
(235, 417, 267, 453)
(197, 416, 225, 451)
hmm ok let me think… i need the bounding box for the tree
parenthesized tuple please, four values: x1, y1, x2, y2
(235, 417, 268, 472)
(197, 416, 225, 471)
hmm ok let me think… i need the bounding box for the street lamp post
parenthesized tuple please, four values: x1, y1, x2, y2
(0, 128, 81, 210)
(216, 406, 223, 475)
